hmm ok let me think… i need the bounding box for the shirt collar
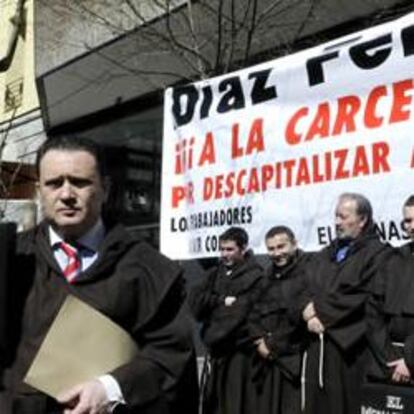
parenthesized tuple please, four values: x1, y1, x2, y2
(49, 218, 105, 253)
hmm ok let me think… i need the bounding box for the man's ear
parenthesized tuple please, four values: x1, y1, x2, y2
(359, 215, 368, 230)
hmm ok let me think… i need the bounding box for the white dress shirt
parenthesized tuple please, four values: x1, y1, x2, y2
(49, 219, 126, 410)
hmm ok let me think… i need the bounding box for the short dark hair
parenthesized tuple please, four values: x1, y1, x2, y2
(36, 135, 106, 178)
(404, 195, 414, 208)
(265, 225, 296, 243)
(219, 227, 248, 249)
(339, 192, 373, 229)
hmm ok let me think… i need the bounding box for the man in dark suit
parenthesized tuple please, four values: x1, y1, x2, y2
(367, 195, 414, 385)
(189, 227, 263, 414)
(300, 193, 389, 414)
(249, 226, 310, 414)
(4, 136, 198, 413)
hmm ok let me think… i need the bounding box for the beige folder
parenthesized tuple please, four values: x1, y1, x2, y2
(24, 294, 139, 398)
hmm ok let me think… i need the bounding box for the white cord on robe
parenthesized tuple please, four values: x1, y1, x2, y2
(199, 354, 211, 414)
(300, 332, 325, 411)
(301, 350, 308, 412)
(318, 333, 324, 389)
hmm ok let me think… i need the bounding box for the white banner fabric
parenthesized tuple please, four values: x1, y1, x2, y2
(161, 12, 414, 259)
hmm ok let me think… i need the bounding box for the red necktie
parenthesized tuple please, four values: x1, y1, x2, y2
(59, 242, 81, 283)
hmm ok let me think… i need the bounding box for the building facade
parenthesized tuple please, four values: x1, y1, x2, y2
(2, 0, 412, 241)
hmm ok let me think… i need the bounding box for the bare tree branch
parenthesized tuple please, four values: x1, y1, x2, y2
(188, 0, 208, 77)
(162, 0, 212, 77)
(124, 0, 143, 23)
(255, 0, 287, 27)
(223, 0, 237, 73)
(291, 0, 318, 43)
(243, 0, 258, 65)
(38, 0, 359, 82)
(72, 0, 125, 34)
(214, 0, 223, 71)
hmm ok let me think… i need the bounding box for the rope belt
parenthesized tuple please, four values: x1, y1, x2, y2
(318, 333, 325, 389)
(300, 333, 325, 412)
(199, 354, 211, 414)
(301, 351, 307, 412)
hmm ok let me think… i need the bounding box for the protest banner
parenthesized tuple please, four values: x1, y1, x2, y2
(161, 12, 414, 259)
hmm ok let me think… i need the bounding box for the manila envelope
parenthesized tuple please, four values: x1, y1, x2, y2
(24, 294, 138, 398)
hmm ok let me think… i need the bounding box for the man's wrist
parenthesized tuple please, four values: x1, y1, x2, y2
(303, 302, 316, 321)
(304, 312, 316, 322)
(98, 374, 126, 411)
